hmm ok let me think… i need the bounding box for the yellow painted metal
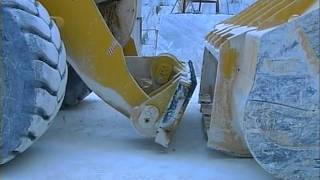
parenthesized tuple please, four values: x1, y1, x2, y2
(39, 0, 194, 146)
(259, 0, 317, 29)
(199, 0, 319, 156)
(40, 0, 148, 116)
(151, 55, 182, 86)
(123, 38, 138, 56)
(131, 79, 180, 136)
(225, 0, 317, 29)
(207, 0, 317, 49)
(125, 55, 183, 97)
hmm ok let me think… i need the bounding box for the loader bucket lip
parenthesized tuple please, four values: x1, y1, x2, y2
(155, 61, 197, 147)
(162, 61, 197, 126)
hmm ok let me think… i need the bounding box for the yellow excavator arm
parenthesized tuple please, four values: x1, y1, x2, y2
(39, 0, 196, 147)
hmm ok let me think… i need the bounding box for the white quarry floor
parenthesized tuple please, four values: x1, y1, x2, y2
(1, 87, 275, 180)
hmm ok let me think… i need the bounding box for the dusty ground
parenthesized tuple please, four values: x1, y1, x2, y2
(0, 87, 275, 180)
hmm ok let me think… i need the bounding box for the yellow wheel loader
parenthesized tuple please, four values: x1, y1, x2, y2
(199, 0, 319, 179)
(0, 0, 196, 164)
(1, 0, 319, 179)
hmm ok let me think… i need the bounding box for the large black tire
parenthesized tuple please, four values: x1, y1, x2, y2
(62, 65, 91, 108)
(1, 0, 67, 164)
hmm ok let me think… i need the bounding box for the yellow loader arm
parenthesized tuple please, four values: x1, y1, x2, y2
(40, 0, 196, 147)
